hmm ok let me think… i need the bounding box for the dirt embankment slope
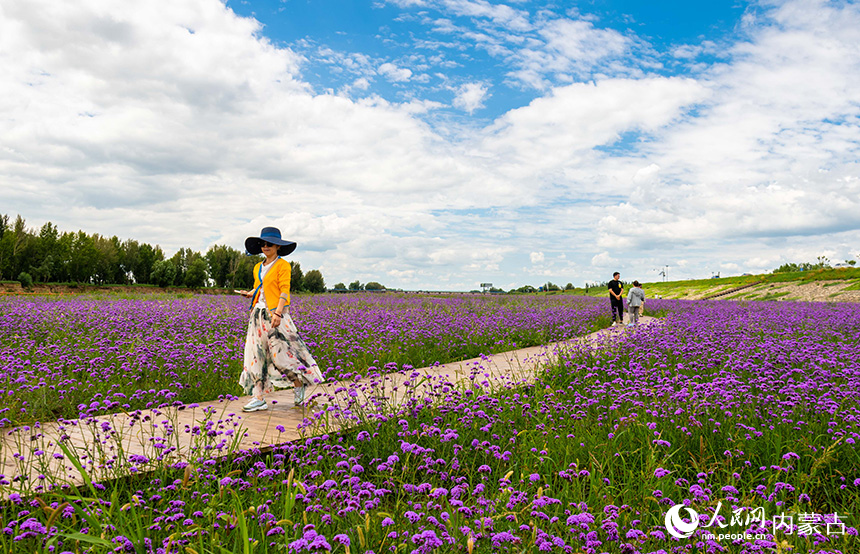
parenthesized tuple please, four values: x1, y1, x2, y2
(655, 279, 860, 303)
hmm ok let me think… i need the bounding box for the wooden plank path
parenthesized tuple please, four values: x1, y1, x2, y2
(1, 318, 655, 498)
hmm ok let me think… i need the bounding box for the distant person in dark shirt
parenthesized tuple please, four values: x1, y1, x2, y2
(608, 272, 624, 326)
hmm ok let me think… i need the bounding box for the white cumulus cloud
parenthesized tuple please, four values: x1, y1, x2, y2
(378, 62, 413, 82)
(452, 82, 489, 114)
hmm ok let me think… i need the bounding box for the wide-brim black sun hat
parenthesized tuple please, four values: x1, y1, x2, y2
(245, 227, 297, 256)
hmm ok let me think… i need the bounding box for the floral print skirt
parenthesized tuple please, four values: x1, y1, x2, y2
(239, 306, 324, 395)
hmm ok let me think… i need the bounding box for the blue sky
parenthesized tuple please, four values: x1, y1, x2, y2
(228, 0, 747, 119)
(1, 0, 859, 290)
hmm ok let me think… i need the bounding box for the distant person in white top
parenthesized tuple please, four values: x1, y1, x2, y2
(626, 281, 645, 327)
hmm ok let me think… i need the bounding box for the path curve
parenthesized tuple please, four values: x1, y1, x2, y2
(1, 316, 658, 497)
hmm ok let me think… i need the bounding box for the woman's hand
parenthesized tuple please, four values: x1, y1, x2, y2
(272, 312, 283, 326)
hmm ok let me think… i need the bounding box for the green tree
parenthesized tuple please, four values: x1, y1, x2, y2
(54, 232, 74, 283)
(32, 253, 55, 283)
(150, 259, 177, 288)
(333, 282, 346, 290)
(184, 258, 208, 289)
(290, 261, 304, 292)
(170, 248, 196, 286)
(0, 214, 37, 280)
(773, 262, 801, 273)
(70, 231, 98, 283)
(206, 245, 244, 288)
(206, 245, 230, 288)
(93, 235, 124, 284)
(349, 280, 362, 291)
(135, 243, 163, 285)
(17, 271, 33, 289)
(773, 257, 832, 273)
(122, 239, 140, 283)
(38, 222, 60, 282)
(0, 213, 9, 279)
(564, 283, 574, 290)
(364, 281, 385, 291)
(10, 215, 36, 281)
(234, 255, 257, 289)
(303, 269, 326, 293)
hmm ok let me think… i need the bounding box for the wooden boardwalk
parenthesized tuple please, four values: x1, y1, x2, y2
(1, 319, 654, 497)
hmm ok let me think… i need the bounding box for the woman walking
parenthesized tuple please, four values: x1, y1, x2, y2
(626, 280, 645, 327)
(235, 227, 323, 412)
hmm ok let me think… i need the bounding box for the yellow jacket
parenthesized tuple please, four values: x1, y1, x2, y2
(251, 258, 291, 310)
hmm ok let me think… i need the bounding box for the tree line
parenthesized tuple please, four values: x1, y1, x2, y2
(330, 280, 386, 291)
(0, 214, 327, 292)
(772, 256, 856, 273)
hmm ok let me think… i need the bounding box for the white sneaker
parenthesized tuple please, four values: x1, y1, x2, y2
(242, 398, 268, 412)
(294, 385, 306, 406)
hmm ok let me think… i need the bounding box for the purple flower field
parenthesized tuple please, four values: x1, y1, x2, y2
(1, 294, 859, 553)
(0, 293, 607, 427)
